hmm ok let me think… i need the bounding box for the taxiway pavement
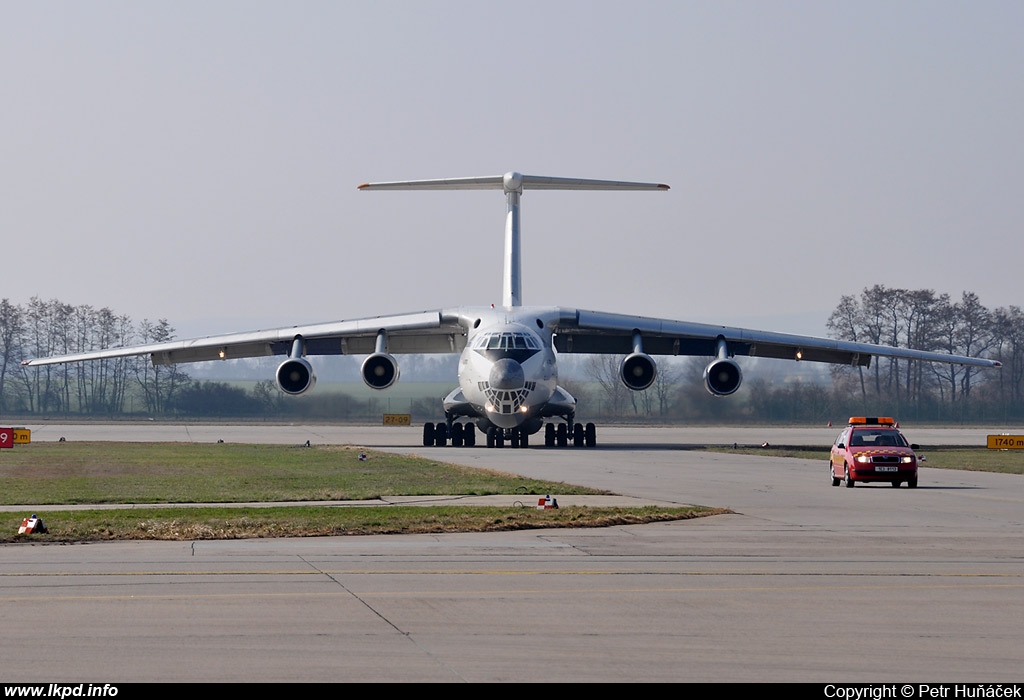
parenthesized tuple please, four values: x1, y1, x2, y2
(1, 424, 1022, 682)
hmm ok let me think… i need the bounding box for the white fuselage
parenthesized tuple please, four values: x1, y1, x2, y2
(451, 308, 560, 429)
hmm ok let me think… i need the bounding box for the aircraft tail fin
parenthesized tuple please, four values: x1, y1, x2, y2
(359, 172, 669, 307)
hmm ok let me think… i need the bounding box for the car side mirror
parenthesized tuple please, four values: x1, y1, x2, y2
(837, 443, 845, 449)
(910, 443, 920, 450)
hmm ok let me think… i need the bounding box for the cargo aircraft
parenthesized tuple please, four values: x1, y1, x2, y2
(24, 172, 1001, 448)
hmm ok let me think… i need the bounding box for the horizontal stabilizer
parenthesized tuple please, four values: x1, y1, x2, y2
(359, 171, 669, 193)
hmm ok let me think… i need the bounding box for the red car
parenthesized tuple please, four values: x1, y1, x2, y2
(830, 417, 919, 488)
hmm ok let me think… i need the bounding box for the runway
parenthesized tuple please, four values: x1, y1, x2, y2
(2, 424, 1022, 682)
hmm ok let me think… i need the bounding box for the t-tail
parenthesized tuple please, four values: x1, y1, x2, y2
(358, 172, 669, 308)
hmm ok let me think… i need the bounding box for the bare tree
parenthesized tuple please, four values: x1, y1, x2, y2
(0, 299, 24, 413)
(18, 297, 68, 413)
(651, 358, 682, 417)
(990, 306, 1024, 409)
(584, 354, 628, 418)
(827, 293, 869, 401)
(930, 292, 992, 419)
(135, 319, 189, 414)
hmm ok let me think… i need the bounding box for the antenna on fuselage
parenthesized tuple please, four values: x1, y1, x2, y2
(358, 172, 669, 308)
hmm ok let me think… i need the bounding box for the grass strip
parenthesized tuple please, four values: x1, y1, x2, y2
(0, 442, 604, 505)
(3, 505, 722, 543)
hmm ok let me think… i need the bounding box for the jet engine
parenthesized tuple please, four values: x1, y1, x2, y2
(703, 357, 742, 396)
(619, 352, 657, 391)
(276, 357, 316, 395)
(361, 352, 400, 390)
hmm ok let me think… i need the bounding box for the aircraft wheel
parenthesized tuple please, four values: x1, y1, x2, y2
(585, 422, 596, 447)
(544, 423, 555, 447)
(434, 422, 448, 447)
(519, 430, 529, 448)
(573, 423, 584, 447)
(556, 423, 567, 447)
(463, 423, 476, 447)
(422, 422, 435, 447)
(450, 423, 463, 447)
(486, 427, 496, 448)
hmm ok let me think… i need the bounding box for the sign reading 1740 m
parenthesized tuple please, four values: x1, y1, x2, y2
(987, 435, 1024, 449)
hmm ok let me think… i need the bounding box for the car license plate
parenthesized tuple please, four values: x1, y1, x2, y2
(876, 466, 898, 472)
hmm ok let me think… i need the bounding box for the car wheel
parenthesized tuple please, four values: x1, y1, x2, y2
(831, 462, 841, 487)
(907, 476, 918, 488)
(891, 480, 901, 488)
(844, 464, 855, 488)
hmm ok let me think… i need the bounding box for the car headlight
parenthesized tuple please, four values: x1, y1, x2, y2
(901, 456, 915, 463)
(855, 455, 872, 464)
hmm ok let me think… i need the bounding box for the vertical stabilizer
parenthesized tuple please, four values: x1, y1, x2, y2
(501, 172, 524, 307)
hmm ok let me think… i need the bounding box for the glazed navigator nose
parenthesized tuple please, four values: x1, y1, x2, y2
(489, 358, 525, 390)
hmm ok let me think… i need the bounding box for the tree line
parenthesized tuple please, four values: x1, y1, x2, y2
(823, 285, 1022, 423)
(1, 288, 1021, 423)
(0, 298, 190, 416)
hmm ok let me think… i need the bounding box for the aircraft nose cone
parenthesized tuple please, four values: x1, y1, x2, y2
(489, 358, 525, 390)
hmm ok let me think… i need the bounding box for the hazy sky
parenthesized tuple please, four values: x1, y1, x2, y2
(3, 1, 1021, 339)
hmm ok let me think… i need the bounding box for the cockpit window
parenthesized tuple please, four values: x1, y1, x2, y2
(474, 332, 539, 350)
(472, 331, 542, 361)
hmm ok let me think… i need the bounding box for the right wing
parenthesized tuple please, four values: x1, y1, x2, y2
(551, 308, 1002, 368)
(22, 310, 467, 367)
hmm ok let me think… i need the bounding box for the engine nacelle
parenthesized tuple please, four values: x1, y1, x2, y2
(619, 352, 657, 391)
(276, 357, 316, 396)
(703, 358, 742, 396)
(361, 352, 400, 390)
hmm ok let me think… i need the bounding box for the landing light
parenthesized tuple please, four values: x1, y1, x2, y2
(218, 348, 227, 359)
(519, 405, 529, 413)
(795, 349, 803, 361)
(485, 403, 494, 413)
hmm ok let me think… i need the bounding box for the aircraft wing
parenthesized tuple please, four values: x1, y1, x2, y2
(22, 310, 467, 367)
(551, 308, 1002, 368)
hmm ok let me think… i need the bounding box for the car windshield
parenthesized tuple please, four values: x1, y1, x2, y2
(850, 430, 907, 448)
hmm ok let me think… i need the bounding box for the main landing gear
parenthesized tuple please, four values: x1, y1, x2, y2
(420, 418, 598, 448)
(543, 421, 596, 447)
(422, 421, 476, 447)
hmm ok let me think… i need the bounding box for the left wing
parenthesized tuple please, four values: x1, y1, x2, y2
(552, 308, 1002, 368)
(22, 310, 466, 367)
